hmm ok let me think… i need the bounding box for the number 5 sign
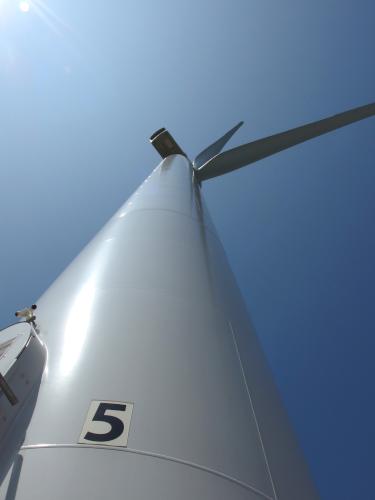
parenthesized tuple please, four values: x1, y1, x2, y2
(79, 400, 134, 447)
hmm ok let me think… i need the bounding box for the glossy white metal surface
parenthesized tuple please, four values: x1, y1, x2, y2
(0, 155, 318, 499)
(0, 322, 46, 438)
(0, 323, 31, 375)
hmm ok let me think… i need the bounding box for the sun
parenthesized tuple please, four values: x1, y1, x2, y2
(19, 1, 30, 12)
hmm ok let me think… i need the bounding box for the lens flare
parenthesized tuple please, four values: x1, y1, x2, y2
(19, 1, 30, 12)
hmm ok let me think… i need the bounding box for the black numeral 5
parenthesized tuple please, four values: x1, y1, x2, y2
(84, 402, 126, 442)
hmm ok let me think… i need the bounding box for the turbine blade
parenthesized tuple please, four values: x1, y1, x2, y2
(193, 121, 244, 169)
(197, 102, 375, 181)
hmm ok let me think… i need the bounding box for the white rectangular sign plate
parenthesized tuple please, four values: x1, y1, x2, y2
(78, 400, 134, 447)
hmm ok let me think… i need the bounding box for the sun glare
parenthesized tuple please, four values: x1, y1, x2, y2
(19, 1, 30, 12)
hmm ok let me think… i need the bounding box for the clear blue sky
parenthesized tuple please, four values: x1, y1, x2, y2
(1, 1, 374, 498)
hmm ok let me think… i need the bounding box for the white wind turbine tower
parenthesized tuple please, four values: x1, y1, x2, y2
(0, 102, 374, 499)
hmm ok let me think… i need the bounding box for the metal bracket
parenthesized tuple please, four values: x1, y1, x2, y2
(0, 373, 18, 406)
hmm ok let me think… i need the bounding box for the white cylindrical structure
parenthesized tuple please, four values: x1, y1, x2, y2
(0, 156, 318, 499)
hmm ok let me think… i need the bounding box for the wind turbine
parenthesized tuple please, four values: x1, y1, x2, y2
(0, 102, 374, 499)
